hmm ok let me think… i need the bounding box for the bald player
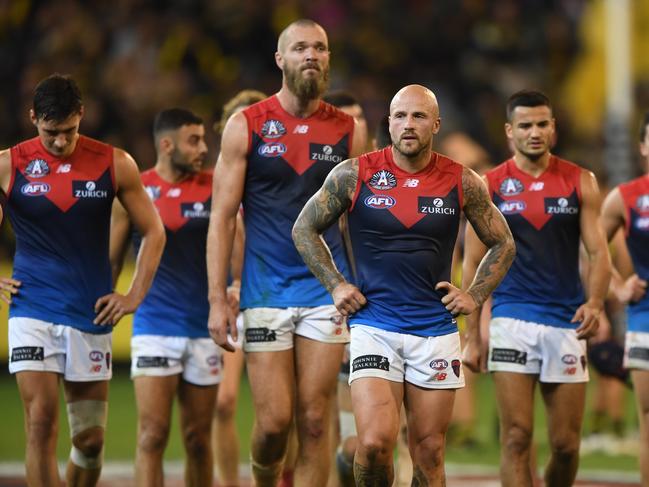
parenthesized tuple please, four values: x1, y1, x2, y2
(207, 19, 365, 486)
(293, 85, 515, 486)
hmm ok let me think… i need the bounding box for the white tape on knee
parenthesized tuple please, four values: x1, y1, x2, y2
(66, 400, 108, 438)
(70, 445, 103, 469)
(339, 411, 357, 440)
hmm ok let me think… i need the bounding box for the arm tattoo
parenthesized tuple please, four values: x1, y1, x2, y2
(462, 168, 516, 306)
(292, 159, 359, 293)
(353, 461, 392, 487)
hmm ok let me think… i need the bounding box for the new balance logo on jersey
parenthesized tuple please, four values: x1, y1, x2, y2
(352, 354, 389, 372)
(73, 180, 108, 198)
(56, 164, 71, 174)
(529, 181, 544, 191)
(403, 178, 419, 188)
(418, 196, 456, 215)
(545, 197, 578, 215)
(293, 124, 309, 134)
(166, 188, 181, 197)
(181, 202, 210, 218)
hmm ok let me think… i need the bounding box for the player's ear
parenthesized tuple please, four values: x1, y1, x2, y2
(275, 51, 284, 70)
(29, 109, 38, 126)
(159, 135, 174, 155)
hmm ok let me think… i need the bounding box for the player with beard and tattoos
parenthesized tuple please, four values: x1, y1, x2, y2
(207, 19, 365, 487)
(463, 91, 611, 487)
(293, 84, 515, 486)
(110, 109, 221, 486)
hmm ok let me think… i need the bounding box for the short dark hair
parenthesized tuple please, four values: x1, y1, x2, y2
(33, 74, 83, 122)
(323, 90, 359, 108)
(153, 108, 203, 139)
(375, 114, 391, 149)
(640, 112, 649, 142)
(506, 90, 552, 121)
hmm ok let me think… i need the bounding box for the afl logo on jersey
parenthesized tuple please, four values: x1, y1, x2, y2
(499, 200, 526, 215)
(364, 194, 396, 209)
(73, 180, 109, 198)
(25, 159, 50, 178)
(637, 195, 649, 212)
(499, 177, 524, 196)
(258, 142, 287, 158)
(260, 119, 286, 139)
(21, 182, 51, 196)
(369, 170, 397, 190)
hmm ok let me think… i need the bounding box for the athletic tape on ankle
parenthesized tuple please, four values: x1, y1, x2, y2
(70, 445, 103, 469)
(66, 400, 108, 437)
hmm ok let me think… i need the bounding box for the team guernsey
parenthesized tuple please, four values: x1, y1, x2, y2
(618, 175, 649, 332)
(347, 147, 463, 337)
(8, 135, 116, 334)
(486, 156, 584, 328)
(241, 95, 354, 308)
(133, 169, 212, 338)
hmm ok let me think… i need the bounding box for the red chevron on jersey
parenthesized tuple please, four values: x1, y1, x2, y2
(9, 136, 115, 212)
(243, 95, 354, 176)
(141, 169, 212, 232)
(351, 147, 463, 229)
(486, 156, 582, 230)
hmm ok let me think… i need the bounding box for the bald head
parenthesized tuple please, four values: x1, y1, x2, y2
(277, 19, 327, 54)
(389, 85, 439, 118)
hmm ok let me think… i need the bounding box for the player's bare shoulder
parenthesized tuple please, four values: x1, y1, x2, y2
(220, 111, 250, 165)
(0, 148, 13, 194)
(112, 148, 140, 192)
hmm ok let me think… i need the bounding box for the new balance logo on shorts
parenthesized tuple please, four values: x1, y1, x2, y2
(352, 354, 390, 372)
(491, 348, 527, 365)
(245, 328, 277, 343)
(136, 356, 169, 368)
(629, 347, 649, 361)
(11, 346, 44, 362)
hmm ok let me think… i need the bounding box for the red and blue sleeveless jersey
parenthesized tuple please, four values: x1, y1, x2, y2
(241, 95, 354, 308)
(132, 169, 212, 338)
(347, 147, 463, 337)
(486, 156, 584, 328)
(618, 175, 649, 332)
(8, 135, 116, 334)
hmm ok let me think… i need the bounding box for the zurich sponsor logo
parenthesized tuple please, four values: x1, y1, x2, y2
(499, 200, 526, 214)
(89, 351, 104, 362)
(21, 182, 50, 196)
(258, 142, 287, 157)
(561, 354, 577, 365)
(364, 194, 396, 209)
(429, 359, 448, 371)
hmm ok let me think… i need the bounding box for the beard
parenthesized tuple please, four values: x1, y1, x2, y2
(170, 148, 201, 174)
(392, 134, 431, 159)
(285, 63, 329, 101)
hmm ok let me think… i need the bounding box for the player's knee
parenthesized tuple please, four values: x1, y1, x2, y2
(256, 409, 293, 438)
(411, 433, 445, 468)
(138, 420, 170, 453)
(25, 415, 58, 444)
(549, 433, 580, 460)
(297, 405, 327, 442)
(215, 392, 236, 420)
(357, 430, 395, 464)
(183, 423, 211, 458)
(67, 400, 108, 469)
(501, 423, 533, 455)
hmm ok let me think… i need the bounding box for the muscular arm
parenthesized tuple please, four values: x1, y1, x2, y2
(206, 112, 247, 350)
(0, 149, 19, 305)
(94, 149, 165, 325)
(461, 167, 516, 307)
(292, 158, 358, 292)
(293, 158, 367, 315)
(108, 199, 132, 288)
